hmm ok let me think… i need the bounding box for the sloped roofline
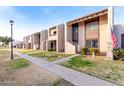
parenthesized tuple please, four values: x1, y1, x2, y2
(67, 8, 108, 25)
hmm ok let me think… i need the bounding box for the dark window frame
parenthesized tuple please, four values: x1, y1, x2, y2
(72, 23, 78, 43)
(86, 39, 98, 48)
(86, 21, 99, 31)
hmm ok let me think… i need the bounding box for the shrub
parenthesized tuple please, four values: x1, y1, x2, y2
(48, 48, 56, 51)
(81, 47, 88, 55)
(89, 48, 99, 55)
(53, 48, 56, 51)
(112, 48, 124, 61)
(48, 48, 53, 51)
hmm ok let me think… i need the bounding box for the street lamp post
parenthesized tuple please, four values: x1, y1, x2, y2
(9, 20, 14, 59)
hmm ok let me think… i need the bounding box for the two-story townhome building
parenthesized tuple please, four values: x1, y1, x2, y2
(23, 35, 33, 49)
(65, 8, 113, 57)
(47, 24, 65, 52)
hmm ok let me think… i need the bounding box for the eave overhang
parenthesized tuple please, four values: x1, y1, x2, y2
(67, 9, 108, 25)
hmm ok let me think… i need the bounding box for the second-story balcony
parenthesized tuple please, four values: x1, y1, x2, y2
(48, 27, 57, 40)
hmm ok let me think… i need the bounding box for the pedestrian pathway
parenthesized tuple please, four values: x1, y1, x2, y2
(52, 54, 80, 63)
(15, 52, 117, 86)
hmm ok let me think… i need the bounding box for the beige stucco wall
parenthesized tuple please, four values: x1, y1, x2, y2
(65, 41, 76, 54)
(99, 14, 108, 53)
(23, 37, 26, 48)
(106, 7, 114, 59)
(66, 25, 72, 42)
(78, 22, 85, 52)
(31, 35, 33, 49)
(65, 24, 76, 54)
(40, 30, 48, 50)
(57, 24, 65, 52)
(41, 30, 48, 41)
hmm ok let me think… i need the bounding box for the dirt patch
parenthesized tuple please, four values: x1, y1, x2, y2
(0, 50, 72, 86)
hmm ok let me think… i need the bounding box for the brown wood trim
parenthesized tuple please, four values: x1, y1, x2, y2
(67, 9, 108, 25)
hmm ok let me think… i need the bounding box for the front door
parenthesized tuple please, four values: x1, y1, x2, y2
(121, 34, 124, 48)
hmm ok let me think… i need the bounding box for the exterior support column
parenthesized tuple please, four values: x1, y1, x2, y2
(31, 35, 33, 49)
(56, 40, 59, 52)
(106, 7, 114, 60)
(78, 21, 85, 52)
(33, 34, 36, 50)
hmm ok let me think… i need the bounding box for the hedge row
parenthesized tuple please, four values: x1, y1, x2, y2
(48, 48, 56, 51)
(112, 48, 124, 61)
(81, 48, 124, 61)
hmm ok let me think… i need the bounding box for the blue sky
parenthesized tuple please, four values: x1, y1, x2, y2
(0, 6, 124, 41)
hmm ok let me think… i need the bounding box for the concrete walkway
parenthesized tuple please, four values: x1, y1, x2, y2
(52, 54, 80, 63)
(15, 52, 117, 86)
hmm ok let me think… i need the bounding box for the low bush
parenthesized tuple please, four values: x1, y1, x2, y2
(48, 48, 53, 51)
(53, 48, 56, 51)
(48, 48, 56, 51)
(81, 47, 88, 55)
(89, 48, 99, 55)
(112, 48, 124, 61)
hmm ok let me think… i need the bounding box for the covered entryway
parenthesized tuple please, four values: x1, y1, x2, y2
(33, 32, 41, 49)
(27, 43, 31, 49)
(47, 40, 56, 51)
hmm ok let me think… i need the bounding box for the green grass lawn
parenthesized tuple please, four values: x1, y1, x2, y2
(10, 58, 29, 69)
(0, 50, 30, 69)
(0, 46, 9, 49)
(60, 56, 124, 85)
(16, 49, 72, 61)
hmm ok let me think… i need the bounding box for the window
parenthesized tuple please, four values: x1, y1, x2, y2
(72, 23, 78, 42)
(86, 40, 91, 48)
(86, 21, 98, 30)
(53, 31, 56, 35)
(86, 39, 98, 48)
(92, 40, 98, 48)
